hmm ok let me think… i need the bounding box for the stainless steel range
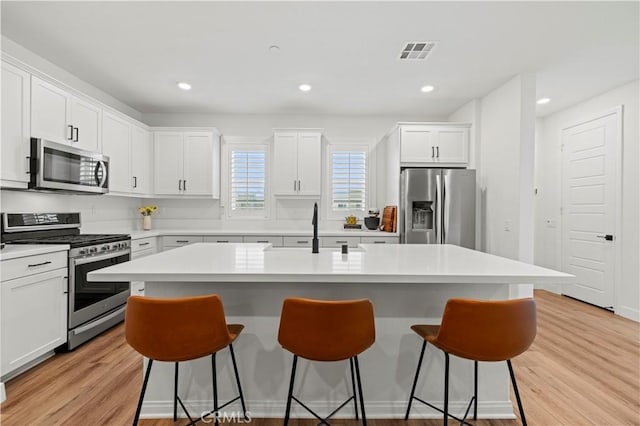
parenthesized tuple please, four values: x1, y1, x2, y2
(1, 213, 130, 350)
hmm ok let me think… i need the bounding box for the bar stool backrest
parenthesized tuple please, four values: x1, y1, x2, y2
(433, 298, 536, 362)
(125, 294, 232, 362)
(278, 297, 375, 361)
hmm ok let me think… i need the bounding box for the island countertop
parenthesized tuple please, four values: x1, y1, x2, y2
(88, 243, 572, 284)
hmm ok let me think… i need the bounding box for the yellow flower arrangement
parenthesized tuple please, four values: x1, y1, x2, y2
(138, 205, 158, 216)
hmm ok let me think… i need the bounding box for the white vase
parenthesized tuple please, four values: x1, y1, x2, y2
(143, 215, 151, 231)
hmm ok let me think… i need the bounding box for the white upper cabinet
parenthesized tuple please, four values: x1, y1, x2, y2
(130, 125, 153, 194)
(31, 76, 101, 152)
(400, 124, 469, 166)
(154, 130, 219, 197)
(102, 111, 153, 195)
(273, 130, 322, 197)
(1, 61, 30, 188)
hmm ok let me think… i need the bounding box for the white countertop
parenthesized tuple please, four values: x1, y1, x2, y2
(127, 228, 398, 240)
(0, 244, 69, 261)
(89, 243, 573, 284)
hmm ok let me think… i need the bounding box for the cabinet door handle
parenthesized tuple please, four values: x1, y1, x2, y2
(25, 156, 31, 174)
(178, 179, 182, 191)
(256, 240, 269, 243)
(336, 240, 347, 244)
(373, 241, 386, 244)
(294, 180, 297, 191)
(138, 242, 150, 246)
(133, 176, 137, 188)
(298, 180, 301, 192)
(183, 180, 187, 191)
(73, 127, 79, 142)
(175, 240, 189, 243)
(436, 146, 440, 158)
(137, 288, 145, 293)
(297, 240, 308, 244)
(68, 125, 74, 141)
(216, 240, 229, 243)
(28, 261, 52, 268)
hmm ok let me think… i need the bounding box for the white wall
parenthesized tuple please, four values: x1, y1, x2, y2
(535, 80, 639, 321)
(1, 36, 142, 120)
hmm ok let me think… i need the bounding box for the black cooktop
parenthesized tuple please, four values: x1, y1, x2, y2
(11, 234, 130, 248)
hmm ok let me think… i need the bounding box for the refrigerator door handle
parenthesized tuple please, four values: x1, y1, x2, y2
(435, 173, 441, 244)
(443, 173, 450, 244)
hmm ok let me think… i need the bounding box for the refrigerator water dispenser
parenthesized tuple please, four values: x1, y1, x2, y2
(412, 201, 433, 230)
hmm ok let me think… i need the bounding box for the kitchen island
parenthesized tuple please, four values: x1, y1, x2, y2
(89, 243, 572, 420)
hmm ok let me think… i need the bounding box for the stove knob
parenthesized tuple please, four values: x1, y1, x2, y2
(101, 245, 109, 251)
(79, 249, 87, 255)
(90, 247, 97, 253)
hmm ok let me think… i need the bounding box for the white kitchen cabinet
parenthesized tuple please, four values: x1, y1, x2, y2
(273, 130, 322, 197)
(400, 124, 469, 166)
(283, 236, 313, 248)
(31, 76, 101, 152)
(161, 235, 204, 251)
(131, 125, 153, 194)
(360, 236, 399, 244)
(1, 251, 67, 378)
(1, 61, 30, 189)
(103, 112, 153, 195)
(243, 235, 284, 247)
(203, 236, 243, 243)
(130, 236, 158, 296)
(154, 130, 219, 197)
(321, 236, 360, 248)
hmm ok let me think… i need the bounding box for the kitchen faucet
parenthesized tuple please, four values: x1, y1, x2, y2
(312, 202, 319, 253)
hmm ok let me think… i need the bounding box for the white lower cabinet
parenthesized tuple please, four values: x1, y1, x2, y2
(203, 236, 243, 243)
(321, 236, 361, 248)
(1, 252, 67, 378)
(283, 236, 313, 247)
(161, 236, 204, 251)
(360, 236, 399, 244)
(242, 236, 283, 247)
(130, 236, 158, 296)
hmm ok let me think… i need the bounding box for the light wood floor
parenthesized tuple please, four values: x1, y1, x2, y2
(1, 290, 638, 425)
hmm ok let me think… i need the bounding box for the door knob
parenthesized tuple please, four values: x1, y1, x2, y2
(596, 234, 614, 241)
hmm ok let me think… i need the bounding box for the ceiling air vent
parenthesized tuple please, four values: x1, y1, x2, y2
(399, 41, 436, 60)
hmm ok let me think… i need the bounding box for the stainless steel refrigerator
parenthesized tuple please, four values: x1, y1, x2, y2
(400, 168, 476, 249)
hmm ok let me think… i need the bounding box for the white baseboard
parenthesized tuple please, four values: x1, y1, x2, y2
(140, 399, 516, 420)
(616, 305, 640, 322)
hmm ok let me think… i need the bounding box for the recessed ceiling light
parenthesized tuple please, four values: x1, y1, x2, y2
(299, 84, 312, 92)
(537, 97, 551, 104)
(177, 82, 192, 91)
(421, 85, 435, 93)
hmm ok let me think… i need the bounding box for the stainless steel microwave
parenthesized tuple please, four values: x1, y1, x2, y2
(29, 138, 109, 194)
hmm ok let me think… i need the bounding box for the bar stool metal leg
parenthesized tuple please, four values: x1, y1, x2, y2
(405, 340, 427, 420)
(228, 343, 248, 420)
(284, 354, 298, 426)
(132, 359, 154, 426)
(350, 357, 359, 420)
(353, 355, 367, 426)
(212, 353, 219, 426)
(474, 360, 478, 420)
(443, 352, 450, 426)
(507, 359, 527, 426)
(173, 362, 179, 421)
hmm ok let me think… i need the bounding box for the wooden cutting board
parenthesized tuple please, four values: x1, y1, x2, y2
(381, 205, 397, 232)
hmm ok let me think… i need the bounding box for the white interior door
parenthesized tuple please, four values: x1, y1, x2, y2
(561, 109, 620, 309)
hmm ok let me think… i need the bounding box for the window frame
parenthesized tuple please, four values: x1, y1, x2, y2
(223, 138, 270, 219)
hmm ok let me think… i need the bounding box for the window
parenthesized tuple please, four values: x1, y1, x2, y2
(230, 148, 266, 213)
(330, 148, 367, 212)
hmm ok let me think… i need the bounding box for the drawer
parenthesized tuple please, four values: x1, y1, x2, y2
(131, 247, 156, 260)
(203, 235, 243, 244)
(1, 251, 67, 282)
(131, 237, 157, 253)
(161, 236, 204, 248)
(360, 236, 399, 244)
(243, 236, 283, 247)
(130, 281, 145, 296)
(321, 236, 360, 248)
(283, 236, 313, 247)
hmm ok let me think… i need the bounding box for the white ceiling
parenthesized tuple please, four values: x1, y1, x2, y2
(1, 1, 638, 118)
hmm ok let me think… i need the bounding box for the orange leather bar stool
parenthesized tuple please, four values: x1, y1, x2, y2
(405, 298, 536, 426)
(278, 297, 375, 425)
(125, 295, 247, 426)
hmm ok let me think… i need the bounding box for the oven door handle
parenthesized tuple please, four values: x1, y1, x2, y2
(71, 305, 126, 336)
(72, 249, 131, 266)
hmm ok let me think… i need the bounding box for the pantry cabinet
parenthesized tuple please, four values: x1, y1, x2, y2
(1, 61, 30, 189)
(400, 124, 469, 166)
(31, 76, 101, 152)
(154, 130, 219, 197)
(273, 130, 322, 197)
